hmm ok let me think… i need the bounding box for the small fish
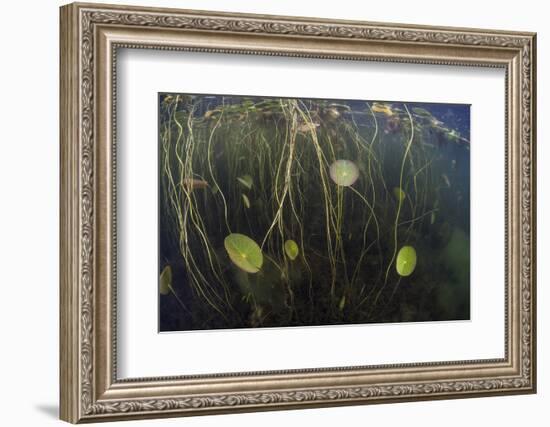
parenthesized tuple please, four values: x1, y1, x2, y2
(371, 103, 394, 116)
(430, 211, 436, 225)
(297, 122, 320, 133)
(203, 109, 220, 119)
(441, 174, 451, 188)
(451, 159, 457, 169)
(182, 178, 208, 190)
(324, 107, 341, 121)
(328, 103, 351, 111)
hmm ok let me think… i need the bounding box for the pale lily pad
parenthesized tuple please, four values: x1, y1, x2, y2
(396, 246, 417, 277)
(237, 175, 253, 190)
(224, 233, 263, 274)
(329, 160, 359, 187)
(284, 239, 299, 260)
(159, 265, 172, 295)
(393, 187, 406, 203)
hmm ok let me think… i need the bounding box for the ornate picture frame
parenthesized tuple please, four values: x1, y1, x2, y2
(60, 2, 536, 423)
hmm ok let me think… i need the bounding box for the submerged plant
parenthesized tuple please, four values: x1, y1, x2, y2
(237, 175, 253, 190)
(396, 246, 417, 277)
(329, 160, 360, 187)
(284, 239, 299, 261)
(242, 194, 251, 209)
(224, 233, 264, 273)
(159, 264, 189, 312)
(159, 265, 172, 295)
(393, 187, 406, 203)
(159, 93, 470, 329)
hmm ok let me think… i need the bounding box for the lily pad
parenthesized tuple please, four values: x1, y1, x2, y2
(284, 239, 299, 260)
(393, 187, 406, 203)
(224, 233, 263, 273)
(396, 246, 417, 277)
(329, 160, 359, 187)
(237, 175, 253, 190)
(159, 265, 172, 295)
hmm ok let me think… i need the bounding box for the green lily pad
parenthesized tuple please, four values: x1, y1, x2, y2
(237, 175, 253, 190)
(284, 239, 299, 260)
(393, 187, 406, 203)
(224, 233, 263, 273)
(159, 265, 172, 295)
(396, 246, 417, 277)
(329, 160, 359, 187)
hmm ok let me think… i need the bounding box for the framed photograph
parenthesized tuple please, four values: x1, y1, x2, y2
(60, 2, 537, 423)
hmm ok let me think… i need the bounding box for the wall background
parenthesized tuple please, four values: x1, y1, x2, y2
(0, 0, 545, 425)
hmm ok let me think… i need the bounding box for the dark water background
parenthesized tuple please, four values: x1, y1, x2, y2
(159, 93, 470, 332)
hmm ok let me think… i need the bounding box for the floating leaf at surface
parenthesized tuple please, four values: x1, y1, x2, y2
(284, 239, 299, 260)
(224, 233, 263, 273)
(329, 160, 359, 187)
(237, 175, 253, 190)
(396, 246, 417, 277)
(159, 265, 172, 295)
(393, 187, 406, 203)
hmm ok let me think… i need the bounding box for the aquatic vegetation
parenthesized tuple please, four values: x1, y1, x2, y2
(393, 187, 406, 203)
(159, 93, 471, 331)
(224, 233, 264, 274)
(159, 265, 172, 295)
(284, 239, 300, 261)
(339, 294, 346, 311)
(385, 116, 401, 133)
(396, 246, 417, 277)
(237, 175, 253, 190)
(329, 160, 360, 187)
(233, 257, 286, 313)
(242, 194, 251, 209)
(324, 107, 341, 121)
(159, 264, 189, 313)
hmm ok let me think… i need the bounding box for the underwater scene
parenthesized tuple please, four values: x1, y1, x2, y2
(158, 93, 470, 332)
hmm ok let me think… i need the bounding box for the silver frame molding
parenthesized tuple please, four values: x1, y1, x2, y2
(60, 2, 537, 423)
